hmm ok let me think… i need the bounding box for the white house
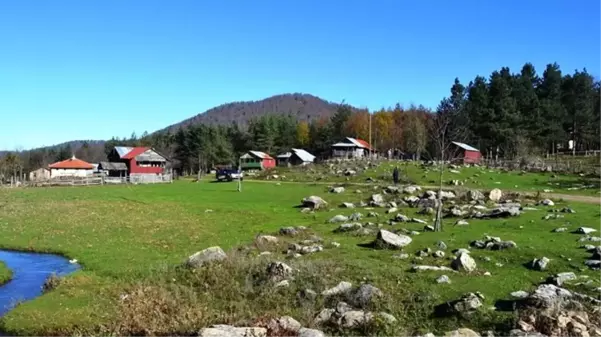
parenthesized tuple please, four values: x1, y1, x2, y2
(29, 167, 51, 181)
(48, 156, 94, 178)
(276, 148, 316, 166)
(331, 137, 374, 159)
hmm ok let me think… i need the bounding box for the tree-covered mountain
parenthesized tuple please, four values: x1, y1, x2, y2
(158, 93, 348, 134)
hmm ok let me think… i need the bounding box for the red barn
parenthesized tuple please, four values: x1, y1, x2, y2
(452, 141, 481, 164)
(240, 151, 276, 170)
(108, 146, 169, 178)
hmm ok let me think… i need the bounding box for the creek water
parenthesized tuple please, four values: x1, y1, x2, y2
(0, 250, 80, 317)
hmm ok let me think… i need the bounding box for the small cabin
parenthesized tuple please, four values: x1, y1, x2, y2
(452, 141, 481, 164)
(276, 148, 315, 167)
(331, 137, 373, 159)
(240, 151, 276, 170)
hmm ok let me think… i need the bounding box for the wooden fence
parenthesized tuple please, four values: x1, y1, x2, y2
(21, 173, 173, 188)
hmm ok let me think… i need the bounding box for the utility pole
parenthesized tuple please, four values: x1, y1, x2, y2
(368, 111, 372, 159)
(237, 158, 242, 192)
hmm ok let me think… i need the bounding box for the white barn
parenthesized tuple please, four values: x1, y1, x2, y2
(48, 156, 94, 178)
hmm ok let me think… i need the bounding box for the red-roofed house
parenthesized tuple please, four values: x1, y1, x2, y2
(240, 151, 276, 170)
(48, 156, 95, 178)
(331, 137, 374, 159)
(107, 146, 169, 181)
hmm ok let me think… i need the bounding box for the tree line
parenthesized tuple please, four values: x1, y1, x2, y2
(1, 61, 599, 180)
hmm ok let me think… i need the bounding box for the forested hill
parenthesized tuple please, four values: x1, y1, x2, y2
(158, 93, 348, 134)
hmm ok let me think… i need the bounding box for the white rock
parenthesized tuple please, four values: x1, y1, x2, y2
(488, 188, 502, 202)
(186, 246, 227, 268)
(451, 252, 477, 272)
(322, 281, 353, 296)
(299, 328, 325, 337)
(199, 326, 267, 337)
(577, 227, 597, 234)
(375, 229, 412, 248)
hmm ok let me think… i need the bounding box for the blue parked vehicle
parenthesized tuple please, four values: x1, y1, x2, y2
(215, 168, 243, 182)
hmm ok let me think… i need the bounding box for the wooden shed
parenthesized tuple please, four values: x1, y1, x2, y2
(240, 151, 275, 170)
(452, 141, 482, 164)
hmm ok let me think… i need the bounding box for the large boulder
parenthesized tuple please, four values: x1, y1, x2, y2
(302, 196, 327, 209)
(329, 215, 349, 223)
(349, 284, 383, 308)
(186, 246, 227, 268)
(451, 252, 477, 272)
(488, 188, 503, 202)
(371, 194, 384, 203)
(338, 310, 374, 328)
(330, 186, 345, 194)
(531, 257, 550, 271)
(577, 227, 597, 234)
(527, 284, 572, 308)
(266, 261, 293, 281)
(375, 229, 412, 249)
(322, 281, 353, 297)
(547, 272, 577, 286)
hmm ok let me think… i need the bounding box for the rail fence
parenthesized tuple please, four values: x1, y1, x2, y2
(21, 174, 173, 188)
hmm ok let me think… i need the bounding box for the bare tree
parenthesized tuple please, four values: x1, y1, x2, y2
(428, 98, 468, 232)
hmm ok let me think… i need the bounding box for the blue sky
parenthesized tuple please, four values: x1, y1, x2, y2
(1, 0, 599, 149)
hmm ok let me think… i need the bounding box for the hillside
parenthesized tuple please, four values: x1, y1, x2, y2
(158, 93, 347, 134)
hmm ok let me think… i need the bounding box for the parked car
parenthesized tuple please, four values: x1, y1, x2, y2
(215, 168, 243, 182)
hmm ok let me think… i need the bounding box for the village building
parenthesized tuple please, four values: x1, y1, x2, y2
(276, 148, 315, 167)
(97, 161, 128, 178)
(48, 156, 94, 178)
(107, 146, 170, 181)
(331, 137, 374, 159)
(29, 167, 50, 181)
(240, 151, 276, 170)
(451, 141, 482, 164)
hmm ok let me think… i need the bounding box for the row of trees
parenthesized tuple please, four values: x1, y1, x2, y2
(1, 62, 598, 181)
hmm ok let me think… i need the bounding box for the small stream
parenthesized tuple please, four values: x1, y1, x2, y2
(0, 250, 80, 317)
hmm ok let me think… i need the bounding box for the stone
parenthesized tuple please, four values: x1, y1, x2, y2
(350, 284, 383, 308)
(411, 265, 455, 272)
(375, 229, 412, 248)
(577, 227, 597, 234)
(423, 225, 435, 232)
(267, 316, 301, 334)
(314, 308, 335, 325)
(488, 188, 503, 202)
(186, 246, 227, 268)
(199, 326, 267, 337)
(455, 220, 470, 226)
(440, 191, 456, 199)
(454, 248, 471, 255)
(335, 301, 353, 314)
(547, 272, 577, 286)
(433, 250, 445, 258)
(436, 275, 451, 284)
(322, 281, 353, 296)
(393, 253, 409, 259)
(412, 218, 427, 224)
(302, 196, 327, 209)
(419, 207, 435, 215)
(339, 310, 374, 328)
(527, 284, 572, 308)
(386, 207, 398, 214)
(444, 328, 481, 337)
(377, 312, 397, 324)
(280, 227, 299, 236)
(299, 245, 323, 255)
(299, 328, 325, 337)
(437, 241, 448, 250)
(510, 290, 530, 298)
(256, 235, 278, 245)
(531, 257, 550, 271)
(329, 215, 349, 223)
(330, 241, 340, 248)
(469, 190, 485, 201)
(561, 207, 576, 213)
(371, 194, 384, 203)
(367, 211, 379, 218)
(349, 212, 362, 221)
(553, 227, 568, 233)
(341, 202, 355, 208)
(297, 289, 317, 304)
(584, 260, 601, 269)
(489, 241, 517, 250)
(335, 223, 362, 233)
(452, 253, 477, 272)
(541, 199, 555, 206)
(451, 293, 483, 314)
(517, 320, 535, 332)
(394, 214, 410, 222)
(266, 261, 293, 281)
(403, 185, 419, 194)
(330, 186, 345, 193)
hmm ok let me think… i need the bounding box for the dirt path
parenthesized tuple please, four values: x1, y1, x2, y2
(246, 179, 601, 205)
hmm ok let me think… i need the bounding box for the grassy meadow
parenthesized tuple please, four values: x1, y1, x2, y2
(0, 179, 599, 335)
(0, 262, 10, 285)
(258, 161, 601, 196)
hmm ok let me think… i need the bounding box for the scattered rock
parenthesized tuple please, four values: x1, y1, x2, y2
(349, 212, 362, 221)
(553, 227, 568, 233)
(256, 235, 278, 245)
(488, 188, 502, 202)
(186, 246, 227, 268)
(527, 284, 572, 308)
(412, 218, 427, 224)
(322, 281, 352, 296)
(469, 190, 485, 201)
(302, 196, 327, 209)
(350, 284, 383, 308)
(444, 328, 481, 337)
(299, 328, 325, 337)
(341, 202, 355, 208)
(386, 207, 398, 214)
(339, 310, 374, 328)
(560, 207, 576, 213)
(279, 227, 299, 236)
(531, 257, 550, 271)
(451, 253, 477, 272)
(266, 261, 293, 281)
(577, 227, 597, 234)
(436, 275, 451, 284)
(329, 215, 349, 223)
(371, 194, 384, 203)
(330, 186, 345, 194)
(450, 293, 483, 314)
(540, 199, 555, 206)
(403, 185, 420, 194)
(394, 214, 410, 222)
(510, 290, 530, 299)
(297, 289, 317, 304)
(455, 220, 470, 226)
(423, 225, 435, 232)
(367, 211, 379, 218)
(393, 253, 410, 259)
(375, 229, 412, 248)
(433, 250, 445, 258)
(313, 308, 335, 325)
(437, 241, 448, 250)
(267, 316, 301, 335)
(334, 223, 362, 233)
(411, 265, 455, 272)
(547, 272, 577, 286)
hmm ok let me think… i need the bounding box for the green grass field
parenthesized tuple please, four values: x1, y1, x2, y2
(0, 180, 599, 335)
(0, 261, 11, 286)
(260, 161, 600, 196)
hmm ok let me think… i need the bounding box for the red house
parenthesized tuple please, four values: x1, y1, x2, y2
(108, 146, 169, 178)
(452, 141, 481, 164)
(240, 151, 276, 170)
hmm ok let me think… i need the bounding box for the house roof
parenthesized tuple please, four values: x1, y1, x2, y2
(98, 161, 128, 171)
(122, 147, 150, 159)
(248, 151, 274, 160)
(114, 146, 133, 157)
(114, 146, 167, 162)
(332, 138, 373, 150)
(452, 141, 480, 152)
(48, 156, 94, 170)
(277, 152, 292, 158)
(291, 148, 315, 162)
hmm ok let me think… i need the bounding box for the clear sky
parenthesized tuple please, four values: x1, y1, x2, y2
(1, 0, 599, 150)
